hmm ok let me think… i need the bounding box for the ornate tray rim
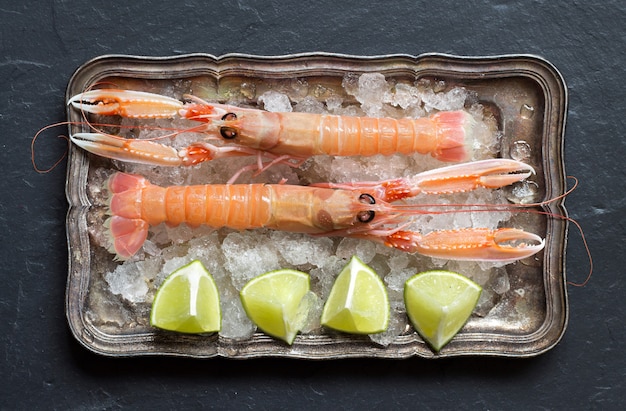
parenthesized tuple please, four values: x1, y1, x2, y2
(65, 52, 569, 358)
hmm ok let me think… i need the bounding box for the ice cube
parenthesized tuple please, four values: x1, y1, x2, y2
(298, 291, 323, 333)
(105, 261, 150, 303)
(491, 268, 511, 295)
(474, 287, 496, 317)
(270, 232, 334, 266)
(309, 256, 346, 299)
(325, 96, 344, 113)
(384, 268, 414, 292)
(335, 238, 377, 264)
(389, 83, 420, 110)
(158, 255, 194, 286)
(219, 287, 256, 340)
(369, 309, 407, 347)
(420, 87, 468, 112)
(355, 73, 390, 117)
(341, 73, 360, 96)
(387, 253, 410, 272)
(258, 91, 293, 113)
(294, 96, 326, 114)
(222, 231, 281, 289)
(289, 78, 310, 99)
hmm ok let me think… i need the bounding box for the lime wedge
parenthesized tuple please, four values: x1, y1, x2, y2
(404, 270, 482, 352)
(240, 269, 311, 344)
(150, 260, 221, 334)
(321, 256, 389, 334)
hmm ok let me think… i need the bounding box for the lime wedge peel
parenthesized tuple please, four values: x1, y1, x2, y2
(148, 257, 480, 350)
(404, 270, 482, 352)
(320, 256, 390, 335)
(240, 269, 312, 345)
(150, 260, 221, 334)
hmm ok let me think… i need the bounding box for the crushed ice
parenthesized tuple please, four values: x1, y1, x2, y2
(89, 73, 525, 344)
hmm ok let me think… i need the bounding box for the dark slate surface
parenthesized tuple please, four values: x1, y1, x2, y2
(1, 1, 623, 409)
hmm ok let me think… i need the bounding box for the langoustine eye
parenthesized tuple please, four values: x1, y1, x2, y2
(357, 193, 376, 223)
(220, 113, 238, 139)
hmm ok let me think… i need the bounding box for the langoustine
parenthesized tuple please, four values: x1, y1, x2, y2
(105, 159, 544, 262)
(68, 88, 478, 181)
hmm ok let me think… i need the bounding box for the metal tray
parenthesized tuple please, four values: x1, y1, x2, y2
(65, 53, 568, 358)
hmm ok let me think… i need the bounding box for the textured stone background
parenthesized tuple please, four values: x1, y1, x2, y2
(1, 1, 623, 408)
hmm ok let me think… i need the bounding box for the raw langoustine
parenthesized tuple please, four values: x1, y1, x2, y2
(68, 88, 477, 181)
(105, 159, 544, 262)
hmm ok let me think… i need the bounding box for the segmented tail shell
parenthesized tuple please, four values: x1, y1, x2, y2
(106, 173, 151, 259)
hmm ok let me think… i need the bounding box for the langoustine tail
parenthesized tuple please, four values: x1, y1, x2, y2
(431, 110, 476, 162)
(106, 172, 151, 260)
(106, 216, 149, 260)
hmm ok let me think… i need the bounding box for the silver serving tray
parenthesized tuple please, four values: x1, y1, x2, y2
(65, 53, 568, 358)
